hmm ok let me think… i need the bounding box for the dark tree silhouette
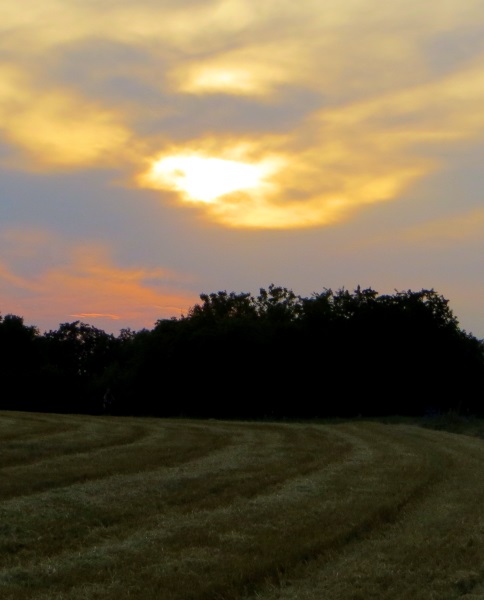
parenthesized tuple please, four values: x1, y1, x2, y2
(0, 314, 40, 410)
(42, 321, 117, 413)
(1, 286, 483, 418)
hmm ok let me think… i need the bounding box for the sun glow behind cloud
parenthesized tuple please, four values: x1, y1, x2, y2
(2, 1, 484, 227)
(143, 153, 279, 203)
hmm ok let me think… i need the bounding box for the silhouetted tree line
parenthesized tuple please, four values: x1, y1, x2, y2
(1, 285, 484, 419)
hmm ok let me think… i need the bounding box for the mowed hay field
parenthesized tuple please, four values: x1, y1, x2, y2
(1, 413, 484, 599)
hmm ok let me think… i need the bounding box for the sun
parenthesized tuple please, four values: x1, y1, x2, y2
(146, 154, 271, 203)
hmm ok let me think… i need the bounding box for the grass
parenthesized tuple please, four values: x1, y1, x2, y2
(1, 411, 484, 599)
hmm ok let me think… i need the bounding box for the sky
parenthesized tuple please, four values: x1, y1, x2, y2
(1, 0, 484, 338)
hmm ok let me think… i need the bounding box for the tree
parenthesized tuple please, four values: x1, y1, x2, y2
(42, 322, 116, 413)
(0, 314, 41, 410)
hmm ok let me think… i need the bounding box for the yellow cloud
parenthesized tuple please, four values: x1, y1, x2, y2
(1, 1, 259, 57)
(170, 41, 307, 96)
(0, 66, 131, 169)
(165, 1, 484, 99)
(141, 47, 484, 229)
(3, 1, 484, 227)
(137, 108, 432, 228)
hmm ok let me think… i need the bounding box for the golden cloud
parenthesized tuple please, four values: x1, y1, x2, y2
(170, 41, 308, 96)
(0, 66, 131, 169)
(140, 46, 484, 229)
(2, 1, 484, 227)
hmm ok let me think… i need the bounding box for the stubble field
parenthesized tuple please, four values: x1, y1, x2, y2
(1, 410, 484, 599)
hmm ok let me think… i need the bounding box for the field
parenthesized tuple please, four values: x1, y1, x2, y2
(1, 412, 484, 599)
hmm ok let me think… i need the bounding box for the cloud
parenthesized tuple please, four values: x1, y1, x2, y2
(2, 0, 484, 227)
(403, 207, 484, 243)
(0, 66, 132, 170)
(0, 229, 197, 333)
(150, 42, 484, 228)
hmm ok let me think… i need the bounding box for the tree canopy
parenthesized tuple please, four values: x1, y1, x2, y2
(1, 286, 483, 419)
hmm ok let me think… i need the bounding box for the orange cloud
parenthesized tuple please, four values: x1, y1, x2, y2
(0, 231, 196, 333)
(71, 313, 121, 321)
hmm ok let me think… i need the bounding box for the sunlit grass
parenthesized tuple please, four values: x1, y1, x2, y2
(0, 411, 484, 599)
